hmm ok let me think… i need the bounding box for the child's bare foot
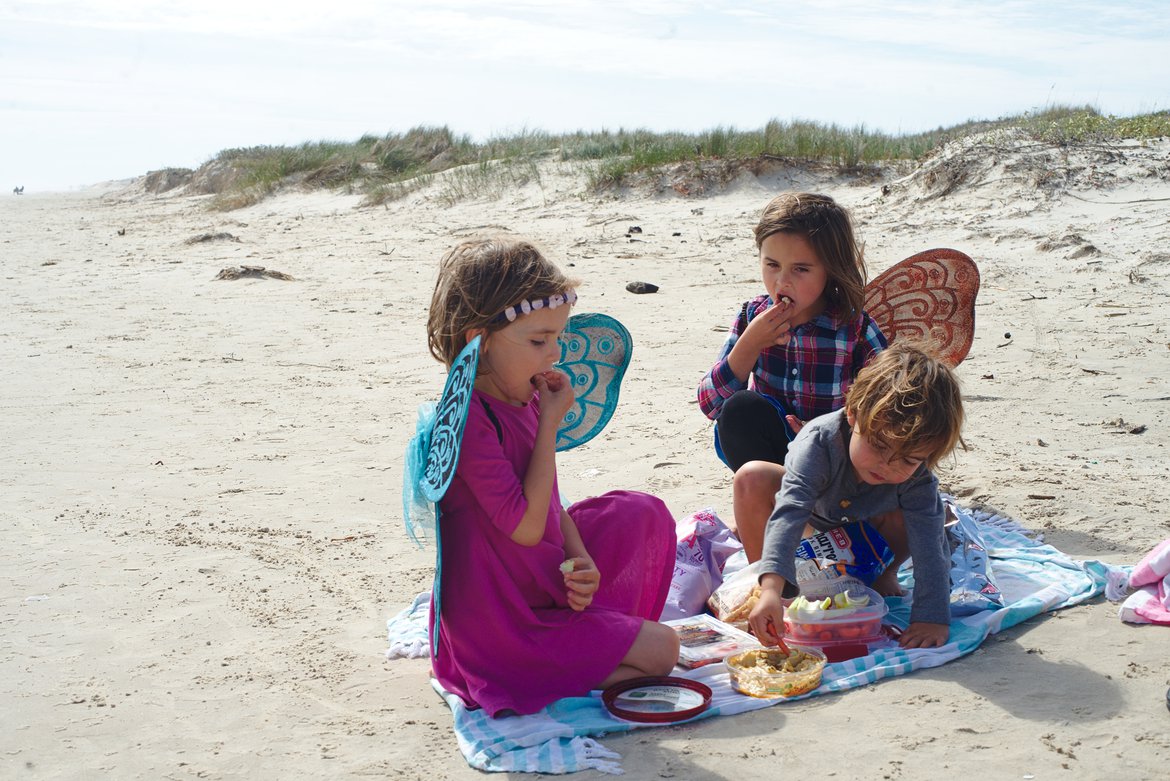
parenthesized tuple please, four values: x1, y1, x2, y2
(871, 569, 906, 597)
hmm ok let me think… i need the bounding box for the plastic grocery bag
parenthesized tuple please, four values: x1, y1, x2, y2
(946, 499, 1005, 616)
(660, 508, 743, 621)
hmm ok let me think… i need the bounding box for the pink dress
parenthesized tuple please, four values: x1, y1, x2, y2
(431, 389, 675, 716)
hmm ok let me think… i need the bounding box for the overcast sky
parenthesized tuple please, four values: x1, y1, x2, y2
(2, 0, 1168, 191)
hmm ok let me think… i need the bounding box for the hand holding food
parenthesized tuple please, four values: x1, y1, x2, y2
(747, 577, 788, 647)
(533, 369, 575, 419)
(742, 294, 795, 350)
(771, 295, 795, 346)
(560, 556, 599, 612)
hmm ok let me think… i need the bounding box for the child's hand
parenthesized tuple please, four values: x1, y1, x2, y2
(784, 414, 805, 436)
(561, 556, 599, 612)
(748, 581, 788, 647)
(533, 369, 575, 420)
(742, 297, 794, 351)
(898, 621, 949, 649)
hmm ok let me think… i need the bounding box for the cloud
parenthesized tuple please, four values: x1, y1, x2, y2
(2, 0, 1167, 188)
(5, 0, 1168, 89)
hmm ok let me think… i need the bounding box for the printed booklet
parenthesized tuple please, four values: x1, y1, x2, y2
(666, 614, 761, 668)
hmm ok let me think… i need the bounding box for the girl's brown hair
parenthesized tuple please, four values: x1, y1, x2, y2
(754, 192, 867, 320)
(845, 341, 966, 470)
(426, 237, 579, 368)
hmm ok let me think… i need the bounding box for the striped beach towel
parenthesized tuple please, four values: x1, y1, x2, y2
(387, 502, 1121, 774)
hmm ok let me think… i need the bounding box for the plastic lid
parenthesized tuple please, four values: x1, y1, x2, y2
(602, 676, 713, 723)
(785, 586, 888, 626)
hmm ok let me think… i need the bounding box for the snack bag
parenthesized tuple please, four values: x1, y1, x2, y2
(946, 500, 1004, 616)
(794, 521, 894, 591)
(707, 561, 762, 630)
(660, 508, 743, 621)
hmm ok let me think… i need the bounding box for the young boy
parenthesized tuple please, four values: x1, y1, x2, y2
(748, 342, 966, 649)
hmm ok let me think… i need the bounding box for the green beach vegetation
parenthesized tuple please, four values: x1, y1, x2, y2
(172, 106, 1168, 210)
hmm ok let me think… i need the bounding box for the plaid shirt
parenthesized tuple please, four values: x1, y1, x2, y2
(698, 295, 887, 422)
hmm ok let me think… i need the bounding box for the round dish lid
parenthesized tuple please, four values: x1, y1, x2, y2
(602, 676, 712, 724)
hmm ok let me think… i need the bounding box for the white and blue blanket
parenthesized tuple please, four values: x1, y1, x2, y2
(385, 504, 1121, 775)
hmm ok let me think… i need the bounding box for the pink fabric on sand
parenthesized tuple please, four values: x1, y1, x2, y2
(1120, 539, 1170, 625)
(431, 389, 675, 716)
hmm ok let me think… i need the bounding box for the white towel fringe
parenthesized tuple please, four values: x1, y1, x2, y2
(968, 507, 1043, 541)
(576, 737, 623, 775)
(385, 591, 431, 659)
(386, 638, 429, 659)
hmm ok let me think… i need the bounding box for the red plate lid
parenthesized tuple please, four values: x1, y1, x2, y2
(602, 676, 713, 724)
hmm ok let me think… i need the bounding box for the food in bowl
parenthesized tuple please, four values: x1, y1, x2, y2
(725, 646, 826, 698)
(784, 586, 888, 644)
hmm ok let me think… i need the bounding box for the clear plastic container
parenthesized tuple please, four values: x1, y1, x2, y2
(783, 585, 888, 647)
(725, 646, 827, 699)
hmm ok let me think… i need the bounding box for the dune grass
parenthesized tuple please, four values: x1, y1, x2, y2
(199, 106, 1169, 210)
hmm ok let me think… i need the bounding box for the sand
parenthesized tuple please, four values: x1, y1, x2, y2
(3, 134, 1169, 779)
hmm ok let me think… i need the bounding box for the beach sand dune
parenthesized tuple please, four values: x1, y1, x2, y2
(2, 135, 1168, 779)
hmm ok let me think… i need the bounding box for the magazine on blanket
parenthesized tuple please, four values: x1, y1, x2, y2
(665, 614, 762, 668)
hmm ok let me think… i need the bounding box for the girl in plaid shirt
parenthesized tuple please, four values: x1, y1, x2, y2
(697, 192, 887, 561)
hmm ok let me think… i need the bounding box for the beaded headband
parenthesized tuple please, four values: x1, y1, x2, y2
(492, 289, 577, 324)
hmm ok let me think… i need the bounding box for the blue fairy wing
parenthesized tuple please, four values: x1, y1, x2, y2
(401, 335, 480, 546)
(422, 336, 480, 500)
(400, 336, 481, 660)
(556, 313, 632, 451)
(402, 401, 438, 546)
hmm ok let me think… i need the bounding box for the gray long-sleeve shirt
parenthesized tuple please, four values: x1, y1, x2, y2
(758, 409, 952, 626)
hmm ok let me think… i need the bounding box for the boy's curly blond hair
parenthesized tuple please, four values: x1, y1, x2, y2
(845, 341, 966, 469)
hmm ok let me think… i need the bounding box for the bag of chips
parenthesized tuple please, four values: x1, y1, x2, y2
(794, 521, 894, 592)
(660, 508, 743, 621)
(945, 500, 1004, 616)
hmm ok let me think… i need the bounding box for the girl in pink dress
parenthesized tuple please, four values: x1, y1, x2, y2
(424, 237, 679, 716)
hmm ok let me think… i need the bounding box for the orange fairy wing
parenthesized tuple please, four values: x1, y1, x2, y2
(863, 248, 980, 366)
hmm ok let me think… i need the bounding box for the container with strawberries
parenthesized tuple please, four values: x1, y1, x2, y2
(784, 585, 891, 661)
